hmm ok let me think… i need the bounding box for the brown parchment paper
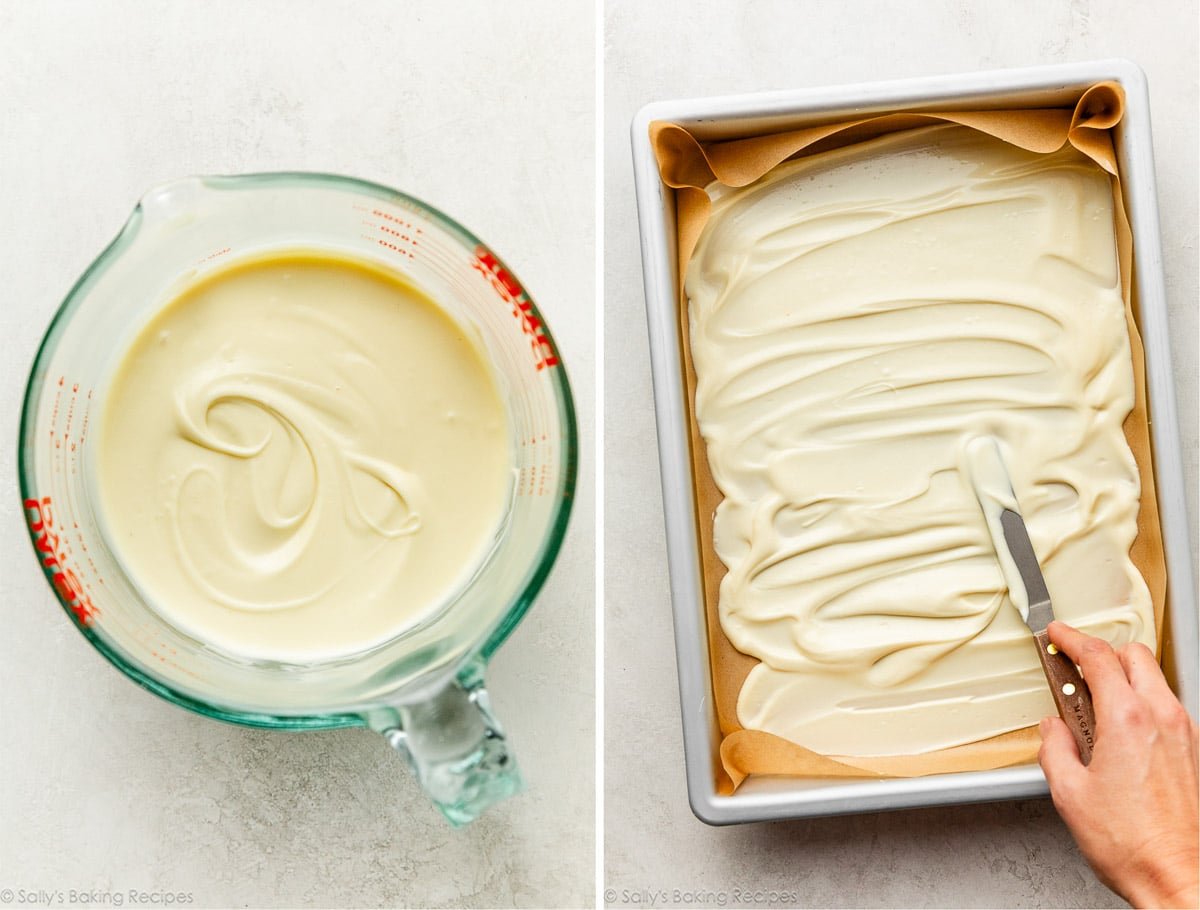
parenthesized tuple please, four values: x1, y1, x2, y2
(650, 83, 1167, 794)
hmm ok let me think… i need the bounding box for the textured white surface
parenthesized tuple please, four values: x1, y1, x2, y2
(0, 2, 594, 908)
(604, 1, 1196, 908)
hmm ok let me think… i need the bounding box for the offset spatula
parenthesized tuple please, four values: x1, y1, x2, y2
(998, 508, 1097, 764)
(967, 438, 1097, 765)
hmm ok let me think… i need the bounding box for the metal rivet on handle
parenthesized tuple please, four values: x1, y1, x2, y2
(1046, 643, 1059, 655)
(1062, 683, 1076, 696)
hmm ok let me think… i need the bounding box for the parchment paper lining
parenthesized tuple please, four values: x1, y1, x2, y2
(649, 82, 1166, 794)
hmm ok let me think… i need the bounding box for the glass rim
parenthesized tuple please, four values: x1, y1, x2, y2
(17, 170, 579, 729)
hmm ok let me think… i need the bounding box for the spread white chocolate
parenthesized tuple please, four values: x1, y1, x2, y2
(97, 252, 512, 663)
(684, 125, 1154, 757)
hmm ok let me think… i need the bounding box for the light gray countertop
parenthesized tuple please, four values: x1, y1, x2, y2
(603, 1, 1196, 907)
(0, 2, 594, 908)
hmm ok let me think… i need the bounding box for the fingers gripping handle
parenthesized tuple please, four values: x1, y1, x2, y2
(381, 672, 522, 826)
(1034, 629, 1097, 765)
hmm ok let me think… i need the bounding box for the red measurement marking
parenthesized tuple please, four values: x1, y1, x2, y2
(367, 210, 422, 260)
(378, 239, 415, 259)
(380, 224, 418, 241)
(24, 496, 98, 625)
(50, 378, 63, 437)
(77, 397, 91, 448)
(197, 247, 232, 265)
(371, 209, 422, 232)
(471, 246, 560, 371)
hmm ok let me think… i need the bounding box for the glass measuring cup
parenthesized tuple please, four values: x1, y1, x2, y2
(18, 174, 577, 825)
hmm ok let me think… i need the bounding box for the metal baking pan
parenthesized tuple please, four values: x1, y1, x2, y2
(630, 59, 1198, 825)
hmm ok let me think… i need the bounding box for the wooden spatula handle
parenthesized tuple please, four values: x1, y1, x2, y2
(1033, 628, 1097, 765)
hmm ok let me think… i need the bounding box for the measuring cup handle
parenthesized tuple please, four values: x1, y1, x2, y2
(374, 663, 521, 826)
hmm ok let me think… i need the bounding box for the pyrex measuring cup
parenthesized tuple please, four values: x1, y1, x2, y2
(18, 174, 577, 825)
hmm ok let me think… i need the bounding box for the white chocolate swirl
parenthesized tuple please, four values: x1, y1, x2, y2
(685, 126, 1154, 756)
(99, 254, 512, 662)
(171, 361, 423, 613)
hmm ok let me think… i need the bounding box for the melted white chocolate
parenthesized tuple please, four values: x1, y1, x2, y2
(685, 125, 1154, 757)
(98, 252, 512, 663)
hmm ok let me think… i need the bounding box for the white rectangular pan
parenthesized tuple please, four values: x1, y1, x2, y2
(630, 59, 1198, 825)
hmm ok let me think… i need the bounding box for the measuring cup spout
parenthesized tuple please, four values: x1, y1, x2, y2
(136, 176, 211, 227)
(371, 661, 522, 826)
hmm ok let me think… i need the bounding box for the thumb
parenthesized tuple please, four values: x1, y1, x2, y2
(1038, 716, 1085, 792)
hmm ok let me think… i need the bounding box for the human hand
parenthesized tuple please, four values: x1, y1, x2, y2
(1038, 621, 1198, 909)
